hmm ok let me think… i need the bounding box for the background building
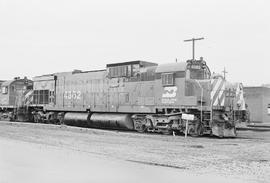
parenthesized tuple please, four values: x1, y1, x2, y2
(244, 86, 270, 124)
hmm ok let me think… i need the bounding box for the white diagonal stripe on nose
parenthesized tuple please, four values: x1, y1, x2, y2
(235, 84, 240, 96)
(213, 82, 225, 106)
(221, 96, 225, 106)
(211, 78, 222, 99)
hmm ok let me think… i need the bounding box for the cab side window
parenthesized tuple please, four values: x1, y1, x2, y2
(162, 73, 174, 86)
(1, 86, 8, 94)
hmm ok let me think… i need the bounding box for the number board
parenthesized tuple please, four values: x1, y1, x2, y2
(182, 113, 195, 121)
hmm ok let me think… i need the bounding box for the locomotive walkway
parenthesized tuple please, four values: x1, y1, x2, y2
(0, 121, 269, 183)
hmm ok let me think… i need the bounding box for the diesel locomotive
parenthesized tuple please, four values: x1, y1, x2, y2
(0, 58, 246, 137)
(0, 77, 33, 121)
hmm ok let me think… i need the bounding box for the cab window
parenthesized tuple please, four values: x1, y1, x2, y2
(189, 69, 210, 79)
(1, 86, 8, 94)
(162, 73, 174, 86)
(190, 69, 204, 79)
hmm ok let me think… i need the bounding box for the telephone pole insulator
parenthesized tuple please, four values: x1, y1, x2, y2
(184, 37, 204, 61)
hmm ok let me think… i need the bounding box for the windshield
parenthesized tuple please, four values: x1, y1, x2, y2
(189, 69, 210, 79)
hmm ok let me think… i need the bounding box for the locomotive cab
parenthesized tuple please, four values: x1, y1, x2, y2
(186, 57, 211, 80)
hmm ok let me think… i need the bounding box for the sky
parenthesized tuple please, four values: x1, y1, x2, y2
(0, 0, 269, 86)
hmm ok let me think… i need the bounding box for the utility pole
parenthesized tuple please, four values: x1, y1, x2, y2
(222, 67, 228, 80)
(184, 37, 204, 60)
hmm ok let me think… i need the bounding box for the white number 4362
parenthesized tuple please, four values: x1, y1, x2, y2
(64, 91, 81, 100)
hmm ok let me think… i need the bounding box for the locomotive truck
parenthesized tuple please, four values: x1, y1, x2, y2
(0, 59, 246, 137)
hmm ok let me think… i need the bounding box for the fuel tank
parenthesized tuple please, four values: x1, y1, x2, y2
(88, 113, 134, 130)
(64, 112, 90, 127)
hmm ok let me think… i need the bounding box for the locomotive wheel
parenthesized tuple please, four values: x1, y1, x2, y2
(135, 124, 147, 133)
(133, 117, 148, 133)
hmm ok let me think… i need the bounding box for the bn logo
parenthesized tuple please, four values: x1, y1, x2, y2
(162, 86, 177, 98)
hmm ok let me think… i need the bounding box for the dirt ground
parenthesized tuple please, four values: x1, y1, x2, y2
(0, 121, 269, 183)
